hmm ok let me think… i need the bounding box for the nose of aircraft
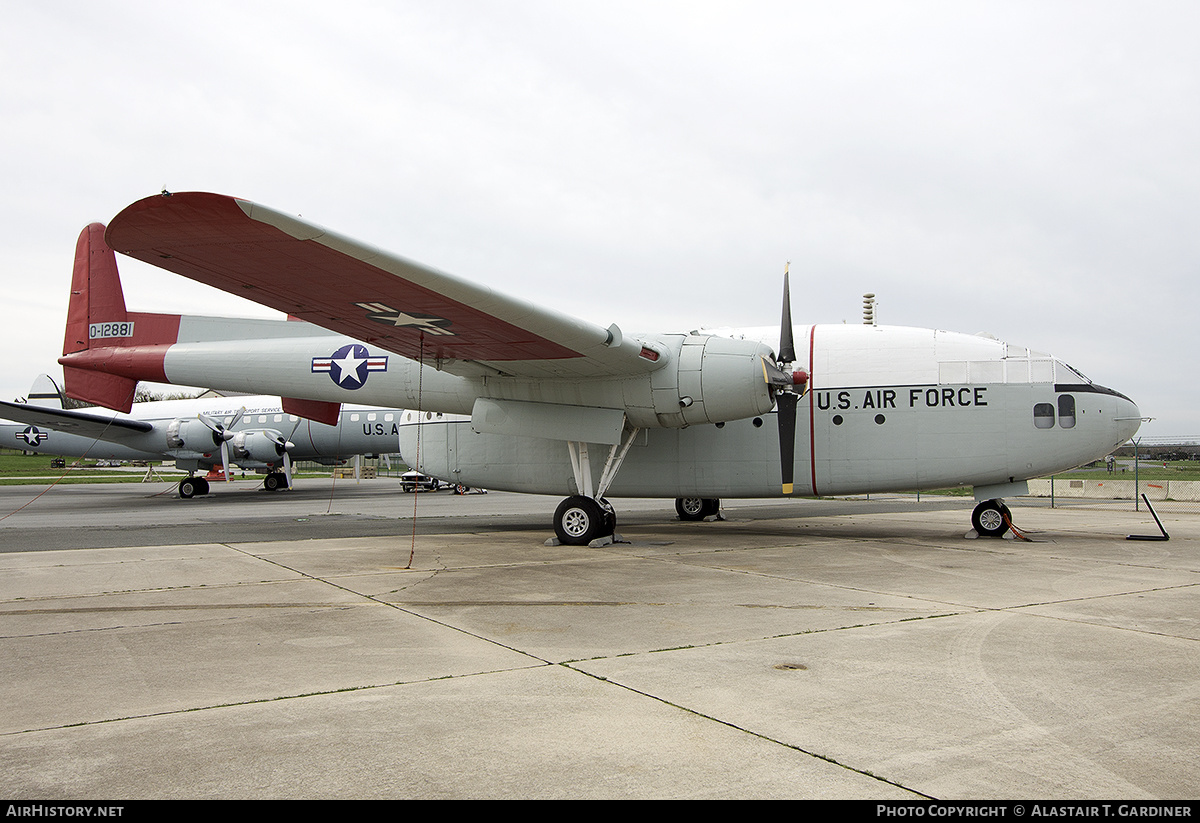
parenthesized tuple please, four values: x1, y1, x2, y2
(1115, 393, 1143, 443)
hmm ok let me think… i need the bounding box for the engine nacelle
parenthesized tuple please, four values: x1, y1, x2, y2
(456, 333, 785, 432)
(231, 430, 288, 465)
(165, 418, 222, 453)
(649, 334, 780, 427)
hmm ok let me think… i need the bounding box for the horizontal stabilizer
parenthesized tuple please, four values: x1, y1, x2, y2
(61, 366, 139, 415)
(282, 397, 341, 426)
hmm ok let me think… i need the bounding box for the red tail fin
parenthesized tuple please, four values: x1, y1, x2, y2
(63, 223, 127, 356)
(58, 224, 180, 412)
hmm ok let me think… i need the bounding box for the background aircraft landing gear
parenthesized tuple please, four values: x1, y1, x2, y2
(971, 499, 1011, 538)
(676, 497, 720, 521)
(553, 495, 616, 546)
(179, 476, 209, 498)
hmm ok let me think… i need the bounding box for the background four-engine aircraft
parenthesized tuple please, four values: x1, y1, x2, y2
(55, 191, 1142, 543)
(1, 374, 404, 498)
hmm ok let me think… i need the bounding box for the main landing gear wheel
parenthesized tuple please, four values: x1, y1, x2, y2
(972, 499, 1011, 538)
(675, 497, 720, 521)
(263, 472, 288, 491)
(554, 495, 614, 546)
(179, 476, 208, 499)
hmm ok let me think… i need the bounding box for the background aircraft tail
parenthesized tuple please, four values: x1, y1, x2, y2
(26, 374, 66, 408)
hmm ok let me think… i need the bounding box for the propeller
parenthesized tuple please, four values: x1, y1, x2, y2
(276, 418, 302, 489)
(228, 418, 302, 489)
(762, 265, 808, 494)
(199, 408, 245, 482)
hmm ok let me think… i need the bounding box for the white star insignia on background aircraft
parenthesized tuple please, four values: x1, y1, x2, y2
(1, 374, 405, 499)
(56, 191, 1142, 543)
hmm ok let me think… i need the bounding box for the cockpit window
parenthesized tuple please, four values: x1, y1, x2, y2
(1058, 362, 1091, 384)
(1058, 394, 1076, 428)
(1034, 403, 1055, 429)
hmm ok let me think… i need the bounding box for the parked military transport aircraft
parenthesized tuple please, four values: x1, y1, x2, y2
(57, 192, 1142, 543)
(1, 374, 404, 498)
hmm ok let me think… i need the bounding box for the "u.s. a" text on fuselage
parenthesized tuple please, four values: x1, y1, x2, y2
(816, 387, 989, 411)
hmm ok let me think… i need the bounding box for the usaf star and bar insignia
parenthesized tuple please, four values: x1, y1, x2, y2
(17, 426, 48, 446)
(311, 304, 455, 389)
(312, 344, 388, 390)
(354, 303, 455, 336)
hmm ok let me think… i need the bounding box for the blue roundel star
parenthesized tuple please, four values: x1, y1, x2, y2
(19, 426, 48, 446)
(311, 344, 388, 390)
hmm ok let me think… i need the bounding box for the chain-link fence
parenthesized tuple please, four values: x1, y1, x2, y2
(1030, 436, 1200, 514)
(292, 454, 409, 480)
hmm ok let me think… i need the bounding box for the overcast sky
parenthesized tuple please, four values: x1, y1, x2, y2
(3, 1, 1197, 439)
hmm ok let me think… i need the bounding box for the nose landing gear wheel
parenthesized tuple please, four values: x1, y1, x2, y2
(972, 500, 1011, 538)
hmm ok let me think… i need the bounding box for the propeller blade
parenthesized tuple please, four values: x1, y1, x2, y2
(282, 418, 299, 490)
(220, 440, 231, 482)
(778, 265, 795, 365)
(777, 391, 797, 495)
(776, 264, 798, 495)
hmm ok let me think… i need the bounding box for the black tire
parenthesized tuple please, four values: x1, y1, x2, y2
(196, 477, 210, 496)
(264, 473, 282, 491)
(972, 500, 1010, 537)
(179, 478, 199, 499)
(676, 497, 707, 521)
(676, 497, 719, 521)
(554, 495, 608, 545)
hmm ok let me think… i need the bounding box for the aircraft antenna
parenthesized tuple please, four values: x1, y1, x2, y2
(862, 293, 877, 325)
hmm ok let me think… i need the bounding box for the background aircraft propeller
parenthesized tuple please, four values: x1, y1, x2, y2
(199, 408, 245, 482)
(273, 419, 301, 488)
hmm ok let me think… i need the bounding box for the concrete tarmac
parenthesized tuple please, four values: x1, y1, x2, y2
(0, 480, 1197, 799)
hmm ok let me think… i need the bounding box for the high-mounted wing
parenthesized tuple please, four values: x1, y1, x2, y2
(0, 400, 154, 442)
(105, 192, 661, 380)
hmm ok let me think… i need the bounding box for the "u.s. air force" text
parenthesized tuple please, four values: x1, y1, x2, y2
(817, 387, 988, 411)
